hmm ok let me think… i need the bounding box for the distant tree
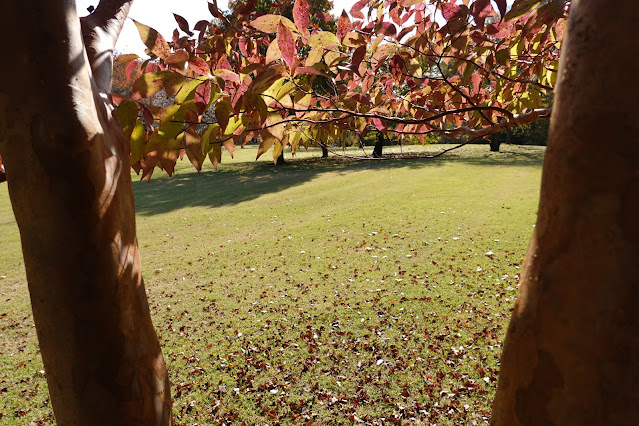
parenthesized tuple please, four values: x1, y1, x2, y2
(227, 0, 336, 31)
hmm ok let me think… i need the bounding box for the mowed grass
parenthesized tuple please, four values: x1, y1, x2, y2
(0, 144, 544, 424)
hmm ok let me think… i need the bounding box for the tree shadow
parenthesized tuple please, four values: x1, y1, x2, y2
(132, 145, 544, 216)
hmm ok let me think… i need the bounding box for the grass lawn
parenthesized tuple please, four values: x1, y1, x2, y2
(0, 144, 544, 424)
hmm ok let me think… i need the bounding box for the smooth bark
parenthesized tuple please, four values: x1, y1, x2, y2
(0, 1, 172, 424)
(492, 1, 639, 424)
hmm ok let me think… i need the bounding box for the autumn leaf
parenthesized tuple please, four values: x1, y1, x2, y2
(293, 0, 310, 33)
(165, 50, 189, 68)
(188, 56, 211, 76)
(132, 20, 171, 59)
(131, 72, 169, 99)
(336, 10, 351, 42)
(494, 0, 508, 19)
(164, 73, 186, 97)
(194, 80, 211, 115)
(116, 53, 139, 64)
(250, 14, 298, 34)
(116, 99, 139, 139)
(175, 79, 205, 104)
(372, 117, 387, 134)
(173, 13, 194, 36)
(294, 67, 331, 78)
(183, 128, 205, 171)
(308, 31, 339, 48)
(215, 98, 232, 133)
(266, 113, 285, 141)
(257, 134, 277, 159)
(440, 3, 461, 20)
(129, 120, 146, 164)
(504, 0, 544, 21)
(350, 0, 369, 14)
(266, 39, 282, 64)
(277, 21, 297, 70)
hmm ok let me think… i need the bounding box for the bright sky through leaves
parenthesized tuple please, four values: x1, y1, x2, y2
(75, 0, 355, 55)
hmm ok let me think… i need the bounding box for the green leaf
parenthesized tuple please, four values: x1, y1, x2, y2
(495, 49, 510, 66)
(175, 79, 204, 104)
(130, 120, 146, 164)
(504, 0, 543, 21)
(117, 99, 139, 139)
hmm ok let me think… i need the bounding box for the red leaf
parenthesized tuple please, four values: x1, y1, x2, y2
(350, 0, 369, 14)
(293, 0, 310, 33)
(379, 22, 397, 37)
(471, 72, 483, 96)
(194, 20, 210, 32)
(470, 0, 494, 28)
(351, 45, 367, 67)
(390, 54, 405, 82)
(337, 10, 351, 41)
(236, 0, 257, 18)
(165, 49, 189, 68)
(494, 0, 507, 18)
(189, 56, 210, 75)
(372, 117, 387, 134)
(316, 12, 333, 21)
(216, 55, 232, 71)
(208, 0, 224, 20)
(173, 13, 193, 36)
(277, 21, 296, 69)
(397, 25, 415, 41)
(441, 3, 462, 20)
(195, 80, 211, 115)
(126, 60, 139, 82)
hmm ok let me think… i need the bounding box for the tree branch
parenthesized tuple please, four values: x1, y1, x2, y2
(442, 108, 551, 138)
(80, 0, 134, 94)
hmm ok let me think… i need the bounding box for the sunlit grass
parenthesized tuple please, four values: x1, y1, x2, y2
(0, 144, 544, 424)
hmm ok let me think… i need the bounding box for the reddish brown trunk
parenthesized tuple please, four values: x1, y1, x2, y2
(0, 1, 172, 424)
(492, 1, 639, 424)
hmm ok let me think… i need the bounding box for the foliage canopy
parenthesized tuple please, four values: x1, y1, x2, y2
(115, 0, 567, 179)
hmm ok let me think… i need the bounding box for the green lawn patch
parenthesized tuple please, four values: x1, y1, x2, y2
(0, 144, 544, 424)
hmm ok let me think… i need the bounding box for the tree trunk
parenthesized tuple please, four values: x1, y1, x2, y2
(491, 1, 639, 424)
(489, 135, 501, 152)
(372, 133, 384, 158)
(0, 1, 172, 424)
(321, 143, 329, 158)
(275, 150, 286, 165)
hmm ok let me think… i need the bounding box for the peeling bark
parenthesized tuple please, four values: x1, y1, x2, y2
(492, 1, 639, 424)
(0, 1, 172, 424)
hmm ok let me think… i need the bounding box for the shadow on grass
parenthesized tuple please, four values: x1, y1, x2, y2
(132, 145, 544, 216)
